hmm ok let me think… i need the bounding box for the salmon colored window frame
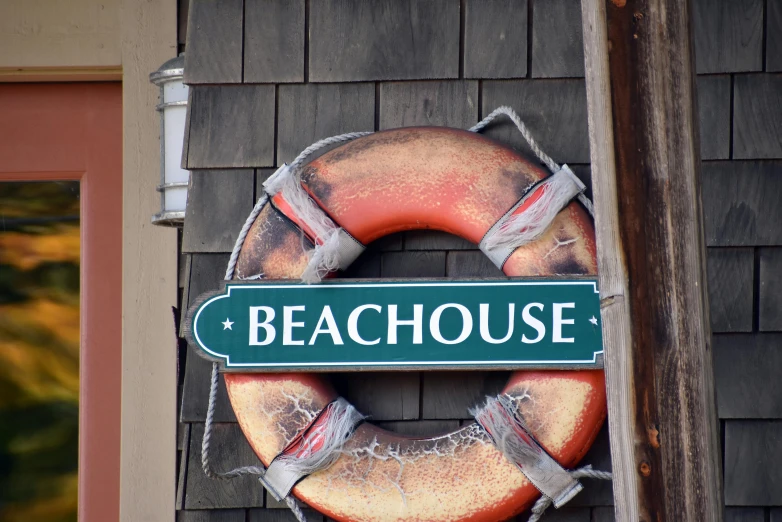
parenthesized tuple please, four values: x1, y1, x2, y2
(0, 83, 123, 521)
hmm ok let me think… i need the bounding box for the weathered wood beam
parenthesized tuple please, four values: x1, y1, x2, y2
(580, 1, 723, 520)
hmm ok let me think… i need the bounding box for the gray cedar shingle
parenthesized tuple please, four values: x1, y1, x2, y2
(734, 74, 782, 159)
(693, 0, 763, 74)
(379, 81, 479, 129)
(701, 161, 782, 246)
(277, 83, 375, 165)
(446, 250, 504, 277)
(697, 75, 731, 160)
(531, 0, 585, 78)
(181, 254, 237, 423)
(182, 170, 255, 253)
(308, 0, 460, 82)
(184, 423, 264, 509)
(177, 510, 246, 522)
(706, 248, 754, 332)
(591, 507, 615, 522)
(568, 424, 613, 507)
(177, 424, 191, 510)
(331, 372, 420, 420)
(724, 420, 782, 505)
(760, 248, 782, 331)
(405, 231, 476, 251)
(184, 0, 243, 84)
(726, 508, 765, 522)
(244, 0, 305, 83)
(482, 80, 590, 164)
(714, 334, 782, 418)
(422, 371, 509, 419)
(463, 0, 528, 79)
(186, 85, 275, 169)
(256, 168, 278, 198)
(375, 419, 461, 437)
(339, 250, 381, 278)
(380, 251, 447, 277)
(769, 0, 782, 72)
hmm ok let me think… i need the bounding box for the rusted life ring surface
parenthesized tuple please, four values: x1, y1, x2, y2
(225, 128, 606, 522)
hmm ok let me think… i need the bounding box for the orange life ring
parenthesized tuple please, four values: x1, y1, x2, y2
(225, 127, 606, 521)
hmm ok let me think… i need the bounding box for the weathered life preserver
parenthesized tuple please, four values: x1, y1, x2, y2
(224, 127, 606, 521)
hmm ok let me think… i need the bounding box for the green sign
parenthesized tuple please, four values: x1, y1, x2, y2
(184, 279, 603, 371)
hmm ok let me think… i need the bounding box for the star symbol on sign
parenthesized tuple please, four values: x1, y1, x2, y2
(222, 318, 234, 330)
(589, 316, 598, 326)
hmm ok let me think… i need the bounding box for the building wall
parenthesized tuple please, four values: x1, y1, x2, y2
(0, 0, 122, 77)
(0, 1, 179, 519)
(178, 0, 782, 520)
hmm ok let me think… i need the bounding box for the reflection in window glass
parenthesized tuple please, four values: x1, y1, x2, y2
(0, 181, 80, 522)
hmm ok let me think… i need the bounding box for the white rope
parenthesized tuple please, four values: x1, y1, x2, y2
(470, 106, 560, 174)
(224, 194, 268, 281)
(201, 362, 309, 522)
(470, 106, 595, 219)
(526, 466, 612, 522)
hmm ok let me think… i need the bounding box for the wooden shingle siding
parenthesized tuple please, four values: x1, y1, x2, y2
(308, 0, 460, 82)
(378, 81, 479, 129)
(421, 371, 508, 419)
(380, 251, 447, 277)
(332, 372, 420, 421)
(181, 254, 236, 423)
(768, 0, 782, 72)
(463, 0, 528, 79)
(177, 0, 782, 517)
(707, 248, 754, 332)
(244, 0, 305, 84)
(693, 0, 764, 74)
(713, 334, 782, 418)
(177, 509, 246, 522)
(187, 86, 276, 168)
(405, 229, 477, 251)
(531, 0, 585, 78)
(185, 423, 265, 509)
(567, 426, 613, 507)
(184, 0, 244, 84)
(182, 170, 255, 253)
(726, 508, 766, 522)
(724, 421, 782, 505)
(697, 75, 731, 161)
(446, 250, 505, 277)
(702, 161, 782, 247)
(733, 74, 782, 159)
(760, 248, 782, 331)
(277, 83, 375, 165)
(375, 419, 461, 437)
(591, 507, 615, 522)
(482, 79, 590, 164)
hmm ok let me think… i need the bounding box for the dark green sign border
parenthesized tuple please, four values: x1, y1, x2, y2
(184, 278, 604, 372)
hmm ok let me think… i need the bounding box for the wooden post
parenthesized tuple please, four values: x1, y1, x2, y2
(580, 1, 723, 520)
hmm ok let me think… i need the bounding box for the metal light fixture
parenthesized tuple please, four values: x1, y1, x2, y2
(150, 54, 189, 226)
